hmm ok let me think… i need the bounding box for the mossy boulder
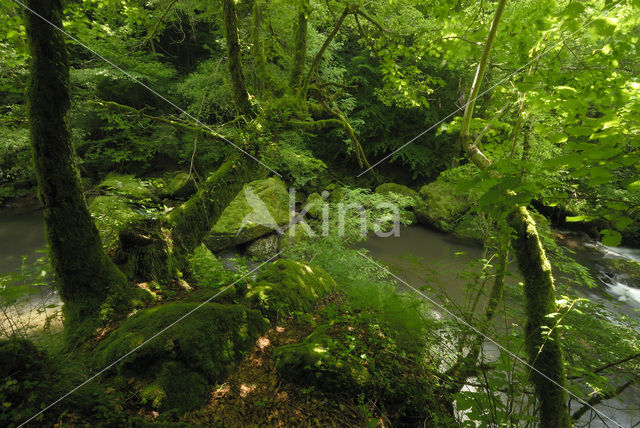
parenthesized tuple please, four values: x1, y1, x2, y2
(304, 192, 325, 219)
(452, 213, 486, 241)
(245, 259, 336, 320)
(187, 244, 228, 287)
(375, 183, 419, 202)
(113, 217, 179, 283)
(415, 180, 470, 232)
(246, 234, 280, 260)
(96, 302, 269, 412)
(158, 172, 197, 200)
(90, 195, 141, 250)
(98, 173, 157, 201)
(203, 177, 290, 252)
(329, 186, 348, 203)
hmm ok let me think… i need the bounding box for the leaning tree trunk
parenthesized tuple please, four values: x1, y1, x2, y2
(24, 0, 130, 345)
(222, 0, 254, 118)
(300, 4, 353, 98)
(455, 0, 571, 426)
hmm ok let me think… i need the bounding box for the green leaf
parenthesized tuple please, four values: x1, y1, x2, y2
(561, 3, 585, 18)
(600, 229, 622, 247)
(590, 17, 617, 37)
(566, 215, 596, 223)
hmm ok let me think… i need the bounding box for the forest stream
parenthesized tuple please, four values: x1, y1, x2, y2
(2, 207, 640, 426)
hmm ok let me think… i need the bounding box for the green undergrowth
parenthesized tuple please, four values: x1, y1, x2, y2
(273, 305, 453, 426)
(0, 338, 124, 427)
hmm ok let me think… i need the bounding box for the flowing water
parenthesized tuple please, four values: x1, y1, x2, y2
(360, 225, 640, 427)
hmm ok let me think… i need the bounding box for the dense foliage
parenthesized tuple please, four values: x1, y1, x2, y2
(1, 0, 639, 427)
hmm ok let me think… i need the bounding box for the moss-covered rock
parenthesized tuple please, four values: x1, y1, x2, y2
(204, 177, 290, 252)
(304, 192, 325, 219)
(89, 195, 141, 250)
(96, 302, 269, 412)
(452, 213, 486, 241)
(329, 186, 348, 203)
(187, 244, 227, 287)
(375, 183, 419, 201)
(245, 259, 336, 320)
(158, 172, 197, 200)
(113, 217, 179, 283)
(246, 234, 280, 260)
(98, 173, 157, 201)
(415, 180, 470, 232)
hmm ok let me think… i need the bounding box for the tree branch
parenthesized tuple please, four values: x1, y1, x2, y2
(569, 352, 640, 380)
(90, 100, 229, 144)
(571, 379, 635, 421)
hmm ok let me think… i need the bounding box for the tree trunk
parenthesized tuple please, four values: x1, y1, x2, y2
(509, 207, 571, 427)
(300, 5, 353, 98)
(24, 0, 129, 345)
(222, 0, 254, 118)
(455, 0, 571, 425)
(289, 0, 309, 91)
(252, 0, 268, 93)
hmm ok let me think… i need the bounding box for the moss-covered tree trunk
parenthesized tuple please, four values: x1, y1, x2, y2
(252, 0, 268, 93)
(222, 0, 254, 118)
(509, 207, 571, 427)
(289, 0, 309, 91)
(24, 0, 129, 345)
(115, 155, 260, 283)
(454, 0, 571, 425)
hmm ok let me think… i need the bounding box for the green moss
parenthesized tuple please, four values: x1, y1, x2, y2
(273, 312, 451, 425)
(304, 192, 324, 219)
(274, 325, 370, 392)
(415, 180, 470, 231)
(98, 173, 157, 201)
(114, 218, 179, 283)
(140, 361, 208, 412)
(508, 206, 571, 427)
(375, 183, 419, 201)
(158, 172, 197, 200)
(89, 195, 140, 250)
(168, 156, 256, 253)
(204, 176, 289, 252)
(452, 213, 486, 241)
(185, 244, 243, 301)
(96, 302, 269, 412)
(187, 244, 227, 287)
(245, 259, 336, 320)
(0, 338, 106, 426)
